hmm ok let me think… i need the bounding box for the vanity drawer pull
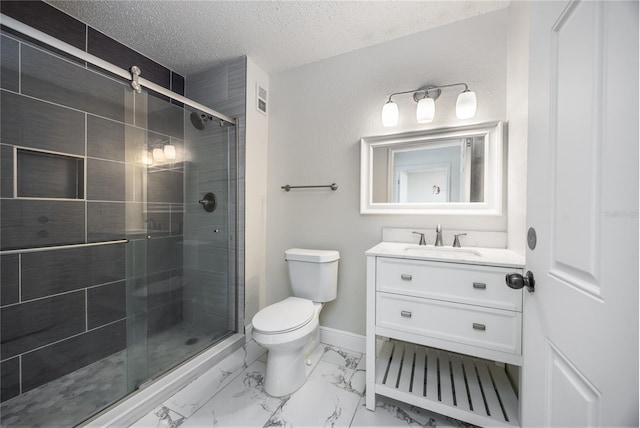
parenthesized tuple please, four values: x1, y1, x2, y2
(473, 282, 487, 289)
(472, 323, 486, 331)
(400, 274, 412, 281)
(401, 311, 412, 318)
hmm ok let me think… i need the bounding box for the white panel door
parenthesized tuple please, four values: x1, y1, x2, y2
(523, 1, 638, 426)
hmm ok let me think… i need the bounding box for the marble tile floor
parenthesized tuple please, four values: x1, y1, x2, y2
(131, 341, 475, 428)
(0, 322, 227, 428)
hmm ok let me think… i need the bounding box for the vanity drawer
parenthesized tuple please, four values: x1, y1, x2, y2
(376, 292, 522, 355)
(376, 257, 522, 312)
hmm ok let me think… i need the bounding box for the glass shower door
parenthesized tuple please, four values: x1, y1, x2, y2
(0, 28, 237, 426)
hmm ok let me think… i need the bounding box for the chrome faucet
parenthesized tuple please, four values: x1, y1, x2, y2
(435, 224, 443, 247)
(412, 231, 427, 246)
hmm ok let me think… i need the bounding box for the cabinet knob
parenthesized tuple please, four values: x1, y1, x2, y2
(473, 282, 486, 289)
(400, 274, 412, 281)
(472, 323, 486, 331)
(401, 311, 412, 318)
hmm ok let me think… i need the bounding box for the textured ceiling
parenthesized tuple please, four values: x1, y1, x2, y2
(46, 1, 509, 76)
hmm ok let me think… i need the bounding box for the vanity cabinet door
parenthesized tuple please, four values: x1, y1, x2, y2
(376, 257, 523, 312)
(376, 292, 522, 355)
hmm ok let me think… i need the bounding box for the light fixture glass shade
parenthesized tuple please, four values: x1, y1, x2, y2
(141, 150, 153, 166)
(456, 90, 477, 119)
(152, 147, 166, 161)
(382, 101, 399, 127)
(416, 97, 435, 123)
(163, 144, 176, 160)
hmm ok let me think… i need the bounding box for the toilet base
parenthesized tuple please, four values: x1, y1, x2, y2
(263, 343, 307, 397)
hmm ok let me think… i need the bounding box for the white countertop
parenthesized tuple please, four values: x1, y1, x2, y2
(366, 242, 525, 268)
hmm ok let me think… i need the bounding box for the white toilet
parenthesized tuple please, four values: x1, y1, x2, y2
(252, 248, 339, 397)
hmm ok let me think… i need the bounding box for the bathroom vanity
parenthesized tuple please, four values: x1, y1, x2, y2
(365, 242, 525, 427)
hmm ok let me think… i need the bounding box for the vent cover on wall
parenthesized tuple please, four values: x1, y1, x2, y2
(256, 83, 267, 116)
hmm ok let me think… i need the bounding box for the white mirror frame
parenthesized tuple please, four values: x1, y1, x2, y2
(360, 121, 504, 215)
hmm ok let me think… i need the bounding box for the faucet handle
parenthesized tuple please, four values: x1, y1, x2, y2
(412, 231, 427, 246)
(453, 233, 467, 248)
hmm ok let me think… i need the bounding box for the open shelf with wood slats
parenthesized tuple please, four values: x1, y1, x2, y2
(375, 340, 520, 427)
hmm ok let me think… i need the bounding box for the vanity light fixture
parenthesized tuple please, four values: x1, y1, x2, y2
(382, 83, 477, 127)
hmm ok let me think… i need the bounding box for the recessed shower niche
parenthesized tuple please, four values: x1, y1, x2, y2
(16, 148, 85, 199)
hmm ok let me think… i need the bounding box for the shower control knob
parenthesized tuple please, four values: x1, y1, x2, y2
(198, 192, 217, 212)
(505, 271, 535, 293)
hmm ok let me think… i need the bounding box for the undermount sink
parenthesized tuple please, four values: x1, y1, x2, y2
(403, 245, 481, 258)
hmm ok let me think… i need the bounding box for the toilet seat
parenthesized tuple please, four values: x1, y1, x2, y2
(252, 297, 314, 334)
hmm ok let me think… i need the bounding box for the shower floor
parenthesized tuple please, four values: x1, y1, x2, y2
(0, 322, 229, 428)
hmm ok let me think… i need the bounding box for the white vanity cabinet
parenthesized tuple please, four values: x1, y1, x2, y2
(365, 243, 526, 427)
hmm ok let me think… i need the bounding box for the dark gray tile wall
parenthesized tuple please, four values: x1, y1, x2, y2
(0, 199, 86, 250)
(21, 44, 126, 122)
(21, 320, 126, 393)
(0, 145, 14, 199)
(184, 57, 245, 333)
(16, 150, 84, 199)
(1, 35, 19, 92)
(87, 28, 171, 91)
(87, 281, 126, 330)
(0, 1, 188, 407)
(1, 90, 85, 155)
(1, 291, 85, 360)
(21, 244, 125, 301)
(1, 358, 20, 402)
(1, 1, 87, 51)
(0, 255, 19, 306)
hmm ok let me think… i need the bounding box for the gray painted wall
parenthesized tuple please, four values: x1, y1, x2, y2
(266, 10, 512, 336)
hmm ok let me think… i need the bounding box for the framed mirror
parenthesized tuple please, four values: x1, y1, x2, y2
(360, 121, 504, 215)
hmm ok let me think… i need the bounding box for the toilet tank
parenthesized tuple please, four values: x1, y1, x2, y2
(285, 248, 339, 302)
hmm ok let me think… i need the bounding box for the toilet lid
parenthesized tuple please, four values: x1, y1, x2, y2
(252, 297, 314, 334)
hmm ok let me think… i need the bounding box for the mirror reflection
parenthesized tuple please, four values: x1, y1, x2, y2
(360, 121, 503, 215)
(372, 135, 485, 204)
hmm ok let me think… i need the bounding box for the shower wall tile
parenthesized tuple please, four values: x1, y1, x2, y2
(147, 237, 183, 275)
(148, 169, 184, 204)
(87, 281, 126, 329)
(87, 158, 126, 201)
(147, 270, 183, 310)
(1, 35, 19, 92)
(171, 72, 185, 107)
(0, 144, 14, 198)
(0, 200, 85, 251)
(171, 72, 185, 96)
(21, 45, 126, 122)
(0, 291, 85, 360)
(0, 254, 19, 306)
(147, 203, 171, 237)
(0, 1, 87, 51)
(134, 91, 148, 130)
(87, 28, 171, 91)
(21, 244, 125, 300)
(170, 204, 184, 235)
(148, 300, 183, 337)
(16, 149, 84, 199)
(0, 90, 85, 156)
(87, 115, 126, 162)
(0, 357, 20, 402)
(87, 202, 126, 242)
(20, 319, 126, 394)
(147, 93, 184, 139)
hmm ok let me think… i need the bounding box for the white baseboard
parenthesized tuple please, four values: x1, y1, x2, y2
(319, 326, 366, 354)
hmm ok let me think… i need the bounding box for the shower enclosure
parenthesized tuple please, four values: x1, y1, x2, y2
(0, 19, 240, 427)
